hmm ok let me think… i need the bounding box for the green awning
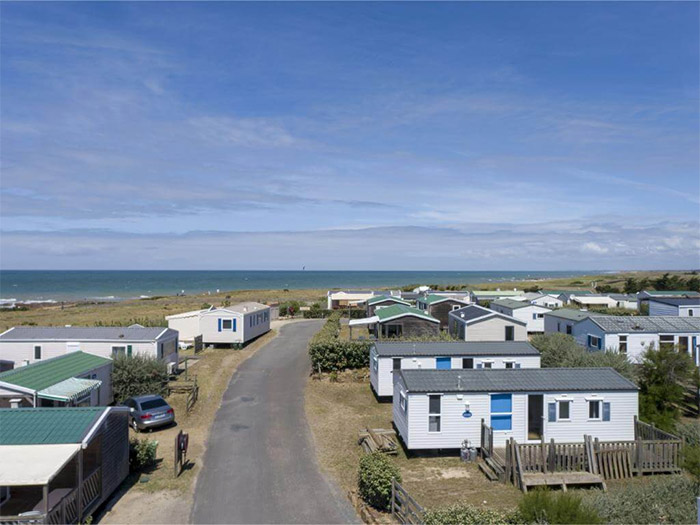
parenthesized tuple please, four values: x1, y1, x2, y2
(37, 378, 102, 402)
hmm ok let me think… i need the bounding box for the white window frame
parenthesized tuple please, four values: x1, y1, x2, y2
(618, 335, 628, 355)
(428, 394, 442, 433)
(588, 399, 602, 421)
(34, 345, 42, 360)
(481, 360, 494, 369)
(452, 304, 461, 311)
(111, 346, 127, 357)
(372, 354, 378, 372)
(557, 399, 572, 421)
(222, 319, 233, 330)
(588, 335, 601, 349)
(399, 391, 407, 412)
(504, 360, 515, 369)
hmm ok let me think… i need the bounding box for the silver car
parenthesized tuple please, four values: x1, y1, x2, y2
(123, 394, 175, 432)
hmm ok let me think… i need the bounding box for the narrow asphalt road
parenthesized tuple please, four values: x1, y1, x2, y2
(191, 321, 358, 524)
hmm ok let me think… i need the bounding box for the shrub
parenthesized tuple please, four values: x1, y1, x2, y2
(112, 354, 169, 403)
(357, 452, 401, 511)
(676, 421, 700, 447)
(129, 437, 158, 472)
(518, 490, 601, 524)
(424, 504, 520, 525)
(682, 445, 700, 483)
(584, 475, 699, 524)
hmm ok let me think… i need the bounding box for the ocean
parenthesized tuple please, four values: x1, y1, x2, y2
(0, 270, 590, 303)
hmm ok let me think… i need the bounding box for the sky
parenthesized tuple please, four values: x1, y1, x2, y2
(1, 2, 699, 271)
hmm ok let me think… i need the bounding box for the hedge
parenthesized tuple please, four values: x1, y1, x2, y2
(357, 452, 401, 511)
(424, 504, 520, 525)
(308, 311, 372, 372)
(112, 354, 169, 404)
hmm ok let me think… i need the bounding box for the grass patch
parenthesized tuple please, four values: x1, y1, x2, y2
(304, 370, 522, 511)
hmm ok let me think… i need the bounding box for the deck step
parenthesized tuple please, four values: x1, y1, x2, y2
(478, 461, 499, 482)
(485, 456, 505, 475)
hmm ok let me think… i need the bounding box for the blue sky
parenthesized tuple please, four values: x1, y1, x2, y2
(1, 2, 698, 270)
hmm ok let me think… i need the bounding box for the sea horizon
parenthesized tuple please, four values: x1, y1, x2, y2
(0, 269, 599, 303)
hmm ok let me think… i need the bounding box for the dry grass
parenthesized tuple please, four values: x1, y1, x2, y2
(305, 370, 522, 512)
(0, 288, 327, 331)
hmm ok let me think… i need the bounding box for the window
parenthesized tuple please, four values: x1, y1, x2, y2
(222, 319, 233, 330)
(566, 325, 572, 335)
(462, 358, 474, 369)
(34, 345, 41, 360)
(385, 324, 403, 338)
(659, 334, 675, 351)
(505, 361, 514, 369)
(587, 335, 602, 350)
(372, 355, 378, 372)
(557, 322, 561, 332)
(490, 393, 512, 431)
(505, 326, 515, 341)
(112, 346, 126, 357)
(428, 395, 441, 432)
(482, 361, 493, 369)
(532, 313, 544, 319)
(688, 309, 694, 317)
(0, 486, 10, 505)
(400, 391, 407, 412)
(588, 400, 601, 420)
(619, 335, 627, 355)
(558, 400, 571, 420)
(452, 304, 461, 310)
(393, 358, 401, 371)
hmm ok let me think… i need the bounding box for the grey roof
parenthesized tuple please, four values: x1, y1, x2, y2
(638, 290, 700, 299)
(590, 316, 700, 333)
(608, 294, 637, 301)
(648, 297, 700, 307)
(0, 326, 175, 342)
(373, 341, 540, 357)
(544, 309, 597, 322)
(490, 298, 531, 310)
(450, 305, 527, 326)
(398, 368, 638, 393)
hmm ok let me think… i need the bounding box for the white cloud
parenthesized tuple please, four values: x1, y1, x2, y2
(581, 242, 609, 255)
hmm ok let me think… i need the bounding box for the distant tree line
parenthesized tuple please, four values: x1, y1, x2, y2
(622, 272, 700, 294)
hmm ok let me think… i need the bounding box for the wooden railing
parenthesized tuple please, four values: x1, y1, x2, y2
(82, 468, 101, 511)
(391, 480, 425, 525)
(0, 516, 45, 525)
(480, 419, 494, 458)
(634, 417, 680, 441)
(46, 490, 78, 525)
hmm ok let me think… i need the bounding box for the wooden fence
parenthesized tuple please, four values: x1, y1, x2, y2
(391, 480, 425, 525)
(480, 419, 494, 458)
(186, 377, 199, 413)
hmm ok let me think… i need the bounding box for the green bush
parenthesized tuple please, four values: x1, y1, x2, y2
(129, 437, 158, 472)
(518, 490, 601, 524)
(357, 452, 401, 511)
(308, 312, 372, 372)
(676, 421, 700, 447)
(424, 504, 520, 525)
(112, 354, 169, 403)
(584, 475, 699, 524)
(530, 333, 637, 382)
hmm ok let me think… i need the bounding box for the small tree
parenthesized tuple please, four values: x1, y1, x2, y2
(112, 354, 169, 403)
(638, 344, 693, 431)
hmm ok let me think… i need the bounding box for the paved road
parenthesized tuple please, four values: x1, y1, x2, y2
(191, 321, 358, 524)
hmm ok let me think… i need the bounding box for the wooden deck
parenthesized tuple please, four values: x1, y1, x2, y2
(520, 471, 605, 492)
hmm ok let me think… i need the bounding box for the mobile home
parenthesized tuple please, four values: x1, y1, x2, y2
(543, 309, 598, 335)
(416, 295, 471, 330)
(0, 326, 178, 367)
(0, 352, 113, 408)
(166, 303, 270, 346)
(365, 296, 411, 317)
(370, 341, 541, 397)
(648, 298, 700, 317)
(448, 305, 527, 342)
(393, 368, 638, 450)
(489, 299, 551, 333)
(572, 316, 700, 366)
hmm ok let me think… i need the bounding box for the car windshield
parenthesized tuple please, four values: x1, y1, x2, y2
(140, 399, 168, 410)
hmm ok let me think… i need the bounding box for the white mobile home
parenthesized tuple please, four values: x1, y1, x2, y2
(529, 294, 564, 309)
(0, 352, 113, 408)
(448, 305, 528, 342)
(166, 303, 270, 346)
(0, 326, 178, 366)
(648, 298, 700, 317)
(572, 316, 700, 366)
(608, 294, 638, 310)
(393, 368, 638, 450)
(489, 299, 551, 333)
(370, 341, 541, 397)
(327, 290, 388, 309)
(543, 309, 599, 335)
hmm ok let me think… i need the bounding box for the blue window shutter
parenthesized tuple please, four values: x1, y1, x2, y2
(218, 319, 222, 332)
(127, 345, 132, 357)
(602, 402, 611, 421)
(476, 363, 483, 369)
(233, 319, 237, 332)
(587, 335, 592, 347)
(490, 394, 512, 413)
(515, 363, 521, 369)
(548, 402, 557, 422)
(436, 357, 451, 370)
(597, 337, 602, 350)
(491, 415, 512, 431)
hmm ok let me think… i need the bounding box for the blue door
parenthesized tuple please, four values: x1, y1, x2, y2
(436, 357, 451, 370)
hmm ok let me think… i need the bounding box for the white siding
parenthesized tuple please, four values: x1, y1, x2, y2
(397, 389, 638, 450)
(491, 305, 550, 333)
(532, 296, 564, 308)
(166, 315, 200, 342)
(454, 317, 528, 342)
(200, 312, 245, 344)
(375, 354, 541, 397)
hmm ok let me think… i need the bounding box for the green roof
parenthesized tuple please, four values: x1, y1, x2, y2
(0, 407, 104, 445)
(0, 352, 111, 392)
(367, 295, 409, 306)
(544, 309, 597, 321)
(375, 304, 439, 323)
(419, 294, 469, 306)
